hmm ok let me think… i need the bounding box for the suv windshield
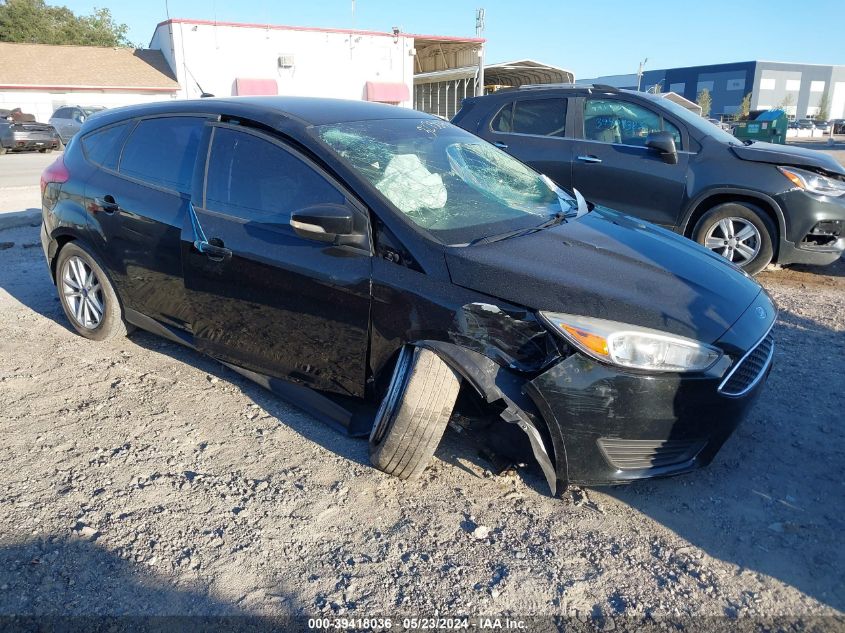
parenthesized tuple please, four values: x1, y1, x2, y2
(315, 118, 574, 245)
(654, 96, 741, 145)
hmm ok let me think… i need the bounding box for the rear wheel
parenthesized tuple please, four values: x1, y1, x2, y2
(39, 148, 53, 154)
(692, 202, 775, 275)
(369, 347, 461, 480)
(56, 242, 129, 341)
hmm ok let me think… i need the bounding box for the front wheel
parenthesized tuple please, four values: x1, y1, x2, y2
(369, 347, 461, 480)
(55, 242, 130, 341)
(692, 202, 776, 275)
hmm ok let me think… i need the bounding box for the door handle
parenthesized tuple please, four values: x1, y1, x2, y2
(494, 141, 508, 149)
(93, 196, 120, 213)
(576, 155, 602, 163)
(194, 238, 232, 262)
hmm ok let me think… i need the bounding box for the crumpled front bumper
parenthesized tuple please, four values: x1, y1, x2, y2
(523, 292, 776, 487)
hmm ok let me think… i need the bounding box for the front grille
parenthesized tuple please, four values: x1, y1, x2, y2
(597, 438, 706, 470)
(718, 333, 774, 397)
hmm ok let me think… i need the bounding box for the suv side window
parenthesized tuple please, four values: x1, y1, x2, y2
(584, 98, 682, 149)
(204, 126, 345, 223)
(53, 108, 70, 119)
(80, 122, 130, 170)
(119, 117, 204, 193)
(491, 98, 568, 137)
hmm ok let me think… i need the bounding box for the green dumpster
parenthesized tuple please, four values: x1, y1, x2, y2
(732, 109, 787, 144)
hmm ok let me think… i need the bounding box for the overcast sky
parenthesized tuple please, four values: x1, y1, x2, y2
(60, 0, 844, 78)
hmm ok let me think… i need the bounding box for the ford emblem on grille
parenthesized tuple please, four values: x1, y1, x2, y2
(755, 306, 767, 319)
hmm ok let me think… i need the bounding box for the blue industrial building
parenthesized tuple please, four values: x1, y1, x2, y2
(578, 60, 845, 120)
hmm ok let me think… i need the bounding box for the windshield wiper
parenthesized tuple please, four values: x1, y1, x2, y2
(468, 212, 567, 246)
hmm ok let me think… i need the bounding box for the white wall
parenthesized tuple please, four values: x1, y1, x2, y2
(152, 22, 415, 107)
(0, 90, 176, 124)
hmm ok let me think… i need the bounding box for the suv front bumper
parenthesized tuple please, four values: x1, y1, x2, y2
(777, 190, 845, 266)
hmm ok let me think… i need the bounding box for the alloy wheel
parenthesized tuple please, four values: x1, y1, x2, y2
(703, 217, 761, 265)
(62, 256, 104, 329)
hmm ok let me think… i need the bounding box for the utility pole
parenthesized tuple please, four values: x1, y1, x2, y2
(636, 57, 648, 91)
(475, 8, 485, 97)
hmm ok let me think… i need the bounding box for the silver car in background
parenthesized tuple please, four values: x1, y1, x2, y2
(48, 106, 105, 143)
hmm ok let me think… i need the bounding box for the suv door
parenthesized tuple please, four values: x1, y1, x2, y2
(182, 123, 372, 397)
(477, 96, 575, 190)
(50, 108, 72, 142)
(572, 96, 689, 228)
(83, 115, 206, 329)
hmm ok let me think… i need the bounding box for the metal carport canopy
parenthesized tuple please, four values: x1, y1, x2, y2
(483, 59, 574, 87)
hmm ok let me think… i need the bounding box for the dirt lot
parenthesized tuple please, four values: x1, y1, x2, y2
(1, 189, 844, 628)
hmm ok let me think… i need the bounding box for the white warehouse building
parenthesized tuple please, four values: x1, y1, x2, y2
(148, 18, 486, 108)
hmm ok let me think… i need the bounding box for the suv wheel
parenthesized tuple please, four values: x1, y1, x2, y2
(369, 346, 461, 480)
(692, 202, 775, 275)
(56, 242, 130, 341)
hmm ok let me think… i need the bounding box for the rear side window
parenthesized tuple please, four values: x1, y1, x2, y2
(119, 117, 204, 193)
(80, 123, 130, 170)
(205, 126, 344, 222)
(491, 98, 568, 137)
(52, 108, 70, 119)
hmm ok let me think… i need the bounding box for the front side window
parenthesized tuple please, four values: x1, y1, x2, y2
(205, 126, 344, 222)
(316, 118, 575, 245)
(491, 98, 568, 137)
(584, 98, 682, 148)
(119, 117, 204, 192)
(81, 122, 130, 170)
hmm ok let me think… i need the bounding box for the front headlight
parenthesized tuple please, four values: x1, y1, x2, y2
(539, 312, 722, 373)
(778, 166, 845, 197)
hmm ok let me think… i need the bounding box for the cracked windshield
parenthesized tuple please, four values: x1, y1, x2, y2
(317, 118, 573, 244)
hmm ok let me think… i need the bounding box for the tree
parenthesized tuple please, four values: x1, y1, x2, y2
(779, 93, 795, 110)
(736, 92, 752, 120)
(696, 88, 712, 117)
(816, 89, 830, 121)
(0, 0, 130, 47)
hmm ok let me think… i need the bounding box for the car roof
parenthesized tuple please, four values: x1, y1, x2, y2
(85, 96, 435, 131)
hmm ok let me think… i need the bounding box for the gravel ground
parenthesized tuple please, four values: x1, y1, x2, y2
(0, 220, 843, 630)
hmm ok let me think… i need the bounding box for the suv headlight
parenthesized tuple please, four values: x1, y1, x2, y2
(540, 312, 722, 373)
(778, 166, 845, 197)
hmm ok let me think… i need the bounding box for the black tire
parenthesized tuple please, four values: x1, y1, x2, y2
(692, 202, 776, 275)
(369, 346, 461, 480)
(55, 242, 130, 341)
(39, 148, 53, 154)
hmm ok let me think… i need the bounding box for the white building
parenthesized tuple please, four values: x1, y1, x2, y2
(149, 18, 485, 109)
(0, 42, 179, 123)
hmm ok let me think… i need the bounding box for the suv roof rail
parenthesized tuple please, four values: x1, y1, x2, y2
(517, 82, 581, 90)
(591, 84, 622, 93)
(515, 82, 624, 93)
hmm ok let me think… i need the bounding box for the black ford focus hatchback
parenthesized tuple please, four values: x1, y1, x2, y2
(40, 97, 775, 495)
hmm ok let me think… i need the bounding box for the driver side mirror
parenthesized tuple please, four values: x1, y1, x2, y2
(290, 203, 363, 246)
(645, 131, 678, 165)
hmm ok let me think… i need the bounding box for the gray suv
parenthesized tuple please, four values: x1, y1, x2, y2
(453, 84, 845, 274)
(49, 106, 104, 143)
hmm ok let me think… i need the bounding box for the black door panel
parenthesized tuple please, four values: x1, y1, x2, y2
(572, 140, 688, 227)
(570, 97, 689, 227)
(182, 125, 372, 397)
(476, 97, 575, 190)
